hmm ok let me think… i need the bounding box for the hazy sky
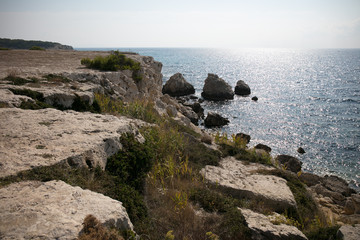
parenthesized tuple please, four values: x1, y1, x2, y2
(0, 0, 359, 48)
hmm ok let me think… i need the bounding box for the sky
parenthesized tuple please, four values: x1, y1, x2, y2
(0, 0, 359, 48)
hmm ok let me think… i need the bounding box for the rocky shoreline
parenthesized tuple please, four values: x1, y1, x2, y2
(0, 50, 359, 239)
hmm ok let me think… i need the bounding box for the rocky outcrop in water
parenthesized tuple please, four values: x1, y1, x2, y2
(201, 73, 234, 101)
(235, 80, 251, 96)
(204, 112, 229, 127)
(0, 180, 133, 240)
(162, 72, 195, 97)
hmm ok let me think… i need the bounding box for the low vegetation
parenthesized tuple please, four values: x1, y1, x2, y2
(214, 132, 272, 165)
(81, 51, 142, 81)
(29, 46, 45, 51)
(0, 80, 342, 239)
(78, 215, 124, 240)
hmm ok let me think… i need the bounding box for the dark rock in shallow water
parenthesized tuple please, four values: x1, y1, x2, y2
(234, 80, 251, 96)
(297, 147, 305, 154)
(190, 102, 204, 119)
(276, 155, 302, 173)
(251, 96, 258, 101)
(201, 73, 234, 101)
(162, 73, 195, 97)
(255, 143, 271, 153)
(235, 133, 251, 144)
(204, 112, 229, 127)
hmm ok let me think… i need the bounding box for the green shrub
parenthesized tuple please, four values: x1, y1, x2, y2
(3, 75, 39, 85)
(81, 51, 142, 80)
(305, 225, 341, 240)
(189, 187, 251, 239)
(106, 133, 154, 192)
(44, 74, 71, 83)
(29, 46, 45, 50)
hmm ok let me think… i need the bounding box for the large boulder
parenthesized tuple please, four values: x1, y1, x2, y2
(236, 133, 251, 144)
(0, 180, 133, 239)
(322, 175, 356, 197)
(240, 208, 308, 240)
(204, 112, 229, 128)
(201, 73, 234, 101)
(234, 80, 251, 96)
(276, 155, 303, 173)
(162, 73, 195, 97)
(201, 157, 296, 212)
(0, 108, 145, 177)
(255, 143, 272, 153)
(337, 224, 360, 240)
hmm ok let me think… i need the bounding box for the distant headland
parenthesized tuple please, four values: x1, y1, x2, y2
(0, 38, 73, 50)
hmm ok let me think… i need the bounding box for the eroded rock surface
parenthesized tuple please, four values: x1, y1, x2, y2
(0, 50, 163, 103)
(240, 208, 308, 240)
(0, 180, 133, 240)
(162, 72, 195, 97)
(0, 108, 145, 177)
(201, 157, 296, 212)
(201, 73, 234, 101)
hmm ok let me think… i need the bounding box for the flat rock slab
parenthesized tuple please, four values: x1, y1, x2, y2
(240, 208, 308, 240)
(0, 180, 133, 240)
(0, 108, 145, 177)
(337, 224, 360, 240)
(201, 157, 296, 212)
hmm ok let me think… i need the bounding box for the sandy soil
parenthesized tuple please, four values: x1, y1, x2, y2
(0, 50, 112, 78)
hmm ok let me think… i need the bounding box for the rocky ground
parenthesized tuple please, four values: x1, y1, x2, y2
(0, 50, 359, 239)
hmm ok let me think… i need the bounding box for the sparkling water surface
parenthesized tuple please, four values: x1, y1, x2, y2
(79, 48, 360, 190)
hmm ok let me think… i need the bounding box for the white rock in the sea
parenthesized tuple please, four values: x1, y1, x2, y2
(0, 108, 146, 177)
(0, 180, 133, 240)
(201, 157, 296, 212)
(240, 208, 308, 240)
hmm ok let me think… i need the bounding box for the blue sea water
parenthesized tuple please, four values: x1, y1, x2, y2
(78, 48, 360, 190)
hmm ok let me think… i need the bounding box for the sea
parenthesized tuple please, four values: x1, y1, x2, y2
(77, 48, 360, 191)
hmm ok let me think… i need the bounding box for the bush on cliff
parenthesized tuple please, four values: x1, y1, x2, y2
(81, 51, 142, 81)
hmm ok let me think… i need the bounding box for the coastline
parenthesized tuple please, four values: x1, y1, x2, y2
(0, 49, 359, 239)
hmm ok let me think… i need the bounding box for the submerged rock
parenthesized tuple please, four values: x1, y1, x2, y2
(204, 112, 229, 127)
(240, 208, 308, 240)
(162, 72, 195, 97)
(0, 180, 133, 239)
(234, 80, 251, 96)
(201, 73, 234, 101)
(201, 157, 296, 212)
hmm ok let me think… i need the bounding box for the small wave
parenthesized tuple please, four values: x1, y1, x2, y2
(342, 98, 360, 103)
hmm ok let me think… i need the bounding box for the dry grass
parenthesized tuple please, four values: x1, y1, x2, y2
(78, 215, 124, 240)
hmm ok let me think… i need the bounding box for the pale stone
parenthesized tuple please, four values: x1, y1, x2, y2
(0, 180, 133, 240)
(0, 108, 146, 177)
(337, 224, 360, 240)
(201, 157, 296, 212)
(240, 208, 308, 240)
(0, 88, 34, 107)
